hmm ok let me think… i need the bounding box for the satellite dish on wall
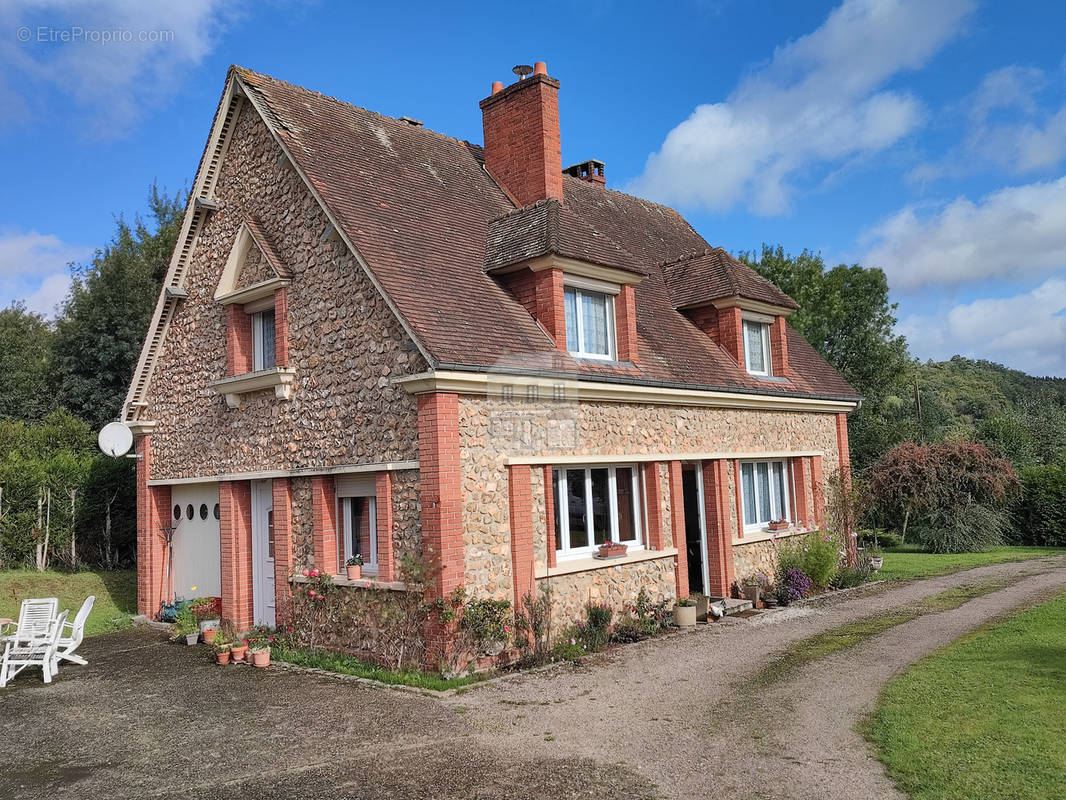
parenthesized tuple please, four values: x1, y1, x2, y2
(98, 422, 134, 457)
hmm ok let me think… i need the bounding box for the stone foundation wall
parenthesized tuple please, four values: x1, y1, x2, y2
(732, 539, 778, 583)
(143, 104, 425, 480)
(535, 556, 676, 629)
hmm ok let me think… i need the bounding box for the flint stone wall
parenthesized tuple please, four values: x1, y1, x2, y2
(535, 556, 676, 628)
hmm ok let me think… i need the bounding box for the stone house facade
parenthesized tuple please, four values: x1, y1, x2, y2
(126, 63, 858, 655)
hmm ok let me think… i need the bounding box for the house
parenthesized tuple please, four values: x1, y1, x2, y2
(125, 62, 859, 656)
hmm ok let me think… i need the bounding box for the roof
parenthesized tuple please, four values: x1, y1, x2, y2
(662, 248, 799, 311)
(229, 66, 857, 401)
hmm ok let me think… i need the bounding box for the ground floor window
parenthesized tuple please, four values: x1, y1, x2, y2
(552, 465, 643, 557)
(740, 459, 790, 528)
(341, 496, 377, 573)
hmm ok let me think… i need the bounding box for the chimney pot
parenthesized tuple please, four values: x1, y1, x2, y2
(533, 61, 547, 76)
(491, 80, 504, 95)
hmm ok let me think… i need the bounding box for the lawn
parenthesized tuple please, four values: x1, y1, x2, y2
(0, 569, 137, 637)
(271, 645, 486, 692)
(875, 544, 1066, 581)
(865, 591, 1066, 800)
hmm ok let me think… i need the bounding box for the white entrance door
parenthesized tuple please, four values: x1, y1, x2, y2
(251, 480, 276, 627)
(170, 483, 221, 602)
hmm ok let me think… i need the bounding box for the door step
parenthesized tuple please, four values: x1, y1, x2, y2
(710, 597, 753, 616)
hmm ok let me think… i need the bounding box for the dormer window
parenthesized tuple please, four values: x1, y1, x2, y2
(564, 279, 617, 360)
(743, 318, 772, 376)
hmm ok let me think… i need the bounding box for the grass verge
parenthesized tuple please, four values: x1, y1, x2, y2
(752, 577, 1015, 688)
(864, 591, 1066, 800)
(876, 545, 1066, 582)
(270, 645, 486, 692)
(0, 569, 136, 637)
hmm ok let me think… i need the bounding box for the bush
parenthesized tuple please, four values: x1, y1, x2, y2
(832, 558, 874, 589)
(915, 503, 1010, 554)
(776, 568, 813, 605)
(611, 588, 671, 643)
(857, 530, 903, 549)
(802, 533, 841, 588)
(1012, 465, 1066, 546)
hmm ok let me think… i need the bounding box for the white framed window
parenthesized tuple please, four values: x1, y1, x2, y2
(740, 459, 790, 529)
(564, 283, 616, 360)
(742, 319, 772, 376)
(341, 495, 377, 574)
(251, 308, 276, 371)
(552, 465, 643, 557)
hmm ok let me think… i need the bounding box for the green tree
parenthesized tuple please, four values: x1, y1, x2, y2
(740, 245, 912, 471)
(0, 303, 55, 421)
(49, 185, 184, 431)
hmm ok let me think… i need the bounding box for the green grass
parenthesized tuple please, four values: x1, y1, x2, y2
(752, 578, 1015, 688)
(270, 645, 487, 691)
(0, 569, 136, 637)
(876, 544, 1066, 582)
(865, 591, 1066, 800)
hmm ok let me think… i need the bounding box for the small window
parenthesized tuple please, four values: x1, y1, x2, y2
(553, 465, 644, 557)
(252, 309, 276, 371)
(743, 320, 772, 376)
(341, 496, 378, 573)
(213, 503, 220, 520)
(740, 459, 790, 528)
(199, 504, 209, 520)
(564, 285, 615, 360)
(186, 504, 194, 521)
(174, 505, 181, 520)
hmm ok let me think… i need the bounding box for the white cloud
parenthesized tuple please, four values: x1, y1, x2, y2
(0, 230, 90, 318)
(628, 0, 974, 215)
(0, 1, 236, 136)
(899, 279, 1066, 377)
(863, 176, 1066, 289)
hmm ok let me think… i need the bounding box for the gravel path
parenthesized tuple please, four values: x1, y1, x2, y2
(2, 556, 1064, 799)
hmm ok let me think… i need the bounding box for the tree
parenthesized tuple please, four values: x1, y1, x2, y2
(740, 246, 912, 472)
(0, 303, 55, 421)
(49, 185, 184, 431)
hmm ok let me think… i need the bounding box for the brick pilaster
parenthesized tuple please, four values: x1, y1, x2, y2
(219, 480, 253, 630)
(668, 461, 689, 599)
(717, 306, 744, 367)
(770, 316, 789, 377)
(643, 462, 665, 551)
(225, 304, 252, 376)
(135, 435, 169, 618)
(376, 471, 396, 581)
(535, 268, 567, 350)
(273, 287, 290, 367)
(835, 413, 857, 564)
(271, 478, 293, 626)
(732, 459, 744, 539)
(703, 460, 735, 597)
(508, 465, 535, 609)
(543, 466, 557, 568)
(811, 455, 826, 527)
(311, 475, 339, 575)
(792, 457, 811, 526)
(616, 284, 639, 363)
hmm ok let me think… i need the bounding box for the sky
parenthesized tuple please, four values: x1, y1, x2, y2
(1, 0, 1065, 376)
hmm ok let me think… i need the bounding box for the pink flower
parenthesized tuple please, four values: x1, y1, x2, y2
(309, 568, 319, 578)
(309, 590, 317, 598)
(301, 568, 309, 577)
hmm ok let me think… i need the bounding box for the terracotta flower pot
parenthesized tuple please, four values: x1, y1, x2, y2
(597, 542, 627, 558)
(215, 650, 231, 665)
(768, 521, 789, 531)
(230, 645, 248, 663)
(345, 564, 362, 580)
(202, 628, 218, 644)
(250, 650, 271, 668)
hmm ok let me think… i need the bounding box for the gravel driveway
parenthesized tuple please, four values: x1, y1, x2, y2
(3, 556, 1065, 799)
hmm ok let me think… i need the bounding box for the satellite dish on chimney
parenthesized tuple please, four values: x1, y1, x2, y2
(98, 421, 134, 458)
(512, 64, 533, 80)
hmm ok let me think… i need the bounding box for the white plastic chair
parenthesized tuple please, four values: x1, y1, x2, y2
(0, 597, 58, 646)
(56, 595, 95, 666)
(0, 610, 68, 687)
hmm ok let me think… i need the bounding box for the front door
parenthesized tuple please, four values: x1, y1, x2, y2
(682, 464, 709, 596)
(251, 480, 275, 627)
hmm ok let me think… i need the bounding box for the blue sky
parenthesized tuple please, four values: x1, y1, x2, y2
(2, 0, 1065, 376)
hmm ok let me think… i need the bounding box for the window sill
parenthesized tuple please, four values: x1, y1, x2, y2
(734, 525, 814, 546)
(209, 366, 297, 408)
(536, 547, 677, 579)
(291, 574, 408, 592)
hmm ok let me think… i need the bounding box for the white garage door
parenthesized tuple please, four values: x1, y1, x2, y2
(170, 483, 222, 602)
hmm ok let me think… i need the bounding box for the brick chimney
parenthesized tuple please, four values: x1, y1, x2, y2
(480, 62, 563, 207)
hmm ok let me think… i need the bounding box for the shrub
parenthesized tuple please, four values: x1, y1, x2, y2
(857, 530, 902, 549)
(915, 503, 1010, 554)
(802, 533, 841, 588)
(832, 557, 873, 589)
(1012, 465, 1066, 546)
(776, 568, 812, 605)
(611, 588, 671, 643)
(551, 629, 589, 662)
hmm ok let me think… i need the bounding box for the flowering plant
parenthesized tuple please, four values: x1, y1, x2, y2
(244, 626, 276, 652)
(346, 555, 364, 567)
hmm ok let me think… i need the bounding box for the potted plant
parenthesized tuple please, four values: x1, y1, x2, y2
(246, 626, 275, 668)
(868, 544, 884, 571)
(230, 637, 249, 663)
(673, 597, 697, 627)
(768, 518, 789, 532)
(740, 575, 761, 606)
(192, 596, 222, 632)
(202, 627, 219, 645)
(345, 554, 364, 581)
(171, 606, 200, 645)
(692, 593, 710, 621)
(596, 541, 627, 559)
(213, 633, 231, 665)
